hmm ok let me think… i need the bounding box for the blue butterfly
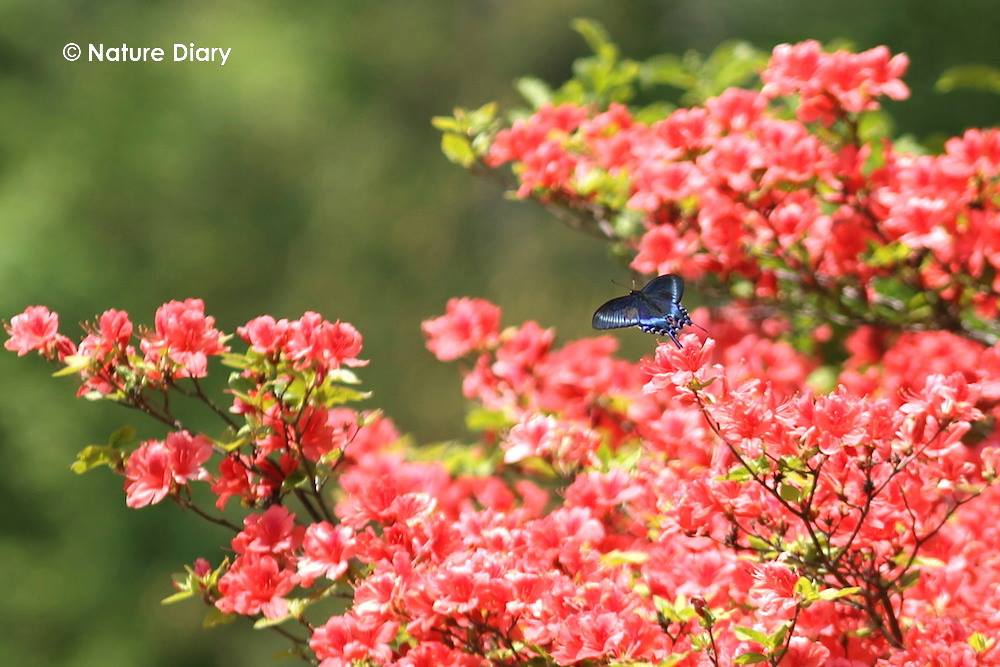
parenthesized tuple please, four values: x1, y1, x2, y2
(592, 274, 700, 348)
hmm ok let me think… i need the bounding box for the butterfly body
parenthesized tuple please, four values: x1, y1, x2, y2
(592, 274, 694, 348)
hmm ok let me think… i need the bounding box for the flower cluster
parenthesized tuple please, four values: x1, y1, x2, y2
(476, 40, 1000, 337)
(761, 41, 910, 123)
(6, 280, 1000, 666)
(423, 299, 1000, 664)
(7, 33, 1000, 667)
(125, 431, 213, 507)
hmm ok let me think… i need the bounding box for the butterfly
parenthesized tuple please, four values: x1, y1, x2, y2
(592, 274, 699, 348)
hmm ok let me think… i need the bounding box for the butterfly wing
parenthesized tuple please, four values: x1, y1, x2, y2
(640, 274, 685, 310)
(592, 294, 643, 330)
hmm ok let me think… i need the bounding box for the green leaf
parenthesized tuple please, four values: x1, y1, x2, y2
(219, 352, 251, 369)
(805, 366, 838, 393)
(769, 623, 790, 650)
(108, 425, 137, 449)
(465, 407, 514, 432)
(857, 110, 894, 142)
(202, 607, 237, 628)
(571, 18, 617, 61)
(516, 77, 553, 108)
(897, 570, 921, 590)
(705, 41, 767, 91)
(640, 41, 765, 104)
(160, 589, 195, 605)
(721, 464, 753, 483)
(601, 550, 650, 567)
(217, 436, 248, 453)
(866, 241, 912, 268)
(70, 444, 124, 475)
(467, 102, 497, 131)
(612, 210, 645, 239)
(794, 576, 818, 601)
(734, 653, 768, 665)
(325, 368, 362, 385)
(640, 54, 696, 89)
(747, 535, 775, 553)
(319, 447, 343, 466)
(817, 586, 861, 601)
(441, 133, 476, 167)
(968, 632, 996, 653)
(281, 469, 310, 491)
(633, 102, 674, 124)
(52, 354, 92, 377)
(253, 614, 291, 629)
(431, 115, 463, 132)
(893, 135, 929, 155)
(936, 65, 1000, 94)
(871, 276, 919, 308)
(733, 626, 771, 647)
(779, 483, 802, 503)
(608, 444, 644, 472)
(318, 385, 372, 406)
(253, 599, 309, 629)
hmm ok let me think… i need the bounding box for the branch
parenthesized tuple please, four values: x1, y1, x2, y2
(172, 494, 240, 533)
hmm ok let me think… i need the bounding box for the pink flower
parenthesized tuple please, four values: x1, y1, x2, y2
(77, 309, 134, 359)
(141, 298, 227, 378)
(394, 642, 485, 667)
(164, 430, 213, 483)
(123, 440, 173, 508)
(192, 557, 212, 577)
(211, 455, 253, 510)
(298, 407, 357, 462)
(215, 553, 297, 618)
(123, 431, 213, 508)
(763, 40, 909, 124)
(653, 106, 718, 151)
(810, 386, 867, 455)
(5, 306, 60, 357)
(285, 312, 367, 372)
(309, 613, 397, 666)
(705, 88, 767, 132)
(628, 161, 705, 213)
(422, 298, 501, 361)
(98, 309, 133, 348)
(237, 315, 290, 355)
(779, 637, 831, 667)
(297, 522, 356, 586)
(486, 103, 588, 168)
(631, 224, 705, 278)
(551, 611, 667, 663)
(748, 563, 799, 617)
(504, 413, 602, 469)
(232, 505, 303, 556)
(643, 335, 718, 394)
(504, 414, 557, 464)
(491, 320, 554, 388)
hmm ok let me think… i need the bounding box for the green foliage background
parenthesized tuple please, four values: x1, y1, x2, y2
(0, 1, 995, 664)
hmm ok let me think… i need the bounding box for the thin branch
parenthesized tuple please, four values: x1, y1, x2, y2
(172, 495, 240, 533)
(191, 377, 240, 430)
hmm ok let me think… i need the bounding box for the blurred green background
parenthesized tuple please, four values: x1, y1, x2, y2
(0, 1, 996, 664)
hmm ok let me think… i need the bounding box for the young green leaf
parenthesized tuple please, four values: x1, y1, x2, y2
(441, 133, 476, 168)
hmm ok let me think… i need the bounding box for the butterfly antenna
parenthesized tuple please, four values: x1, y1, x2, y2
(692, 322, 709, 333)
(610, 278, 630, 290)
